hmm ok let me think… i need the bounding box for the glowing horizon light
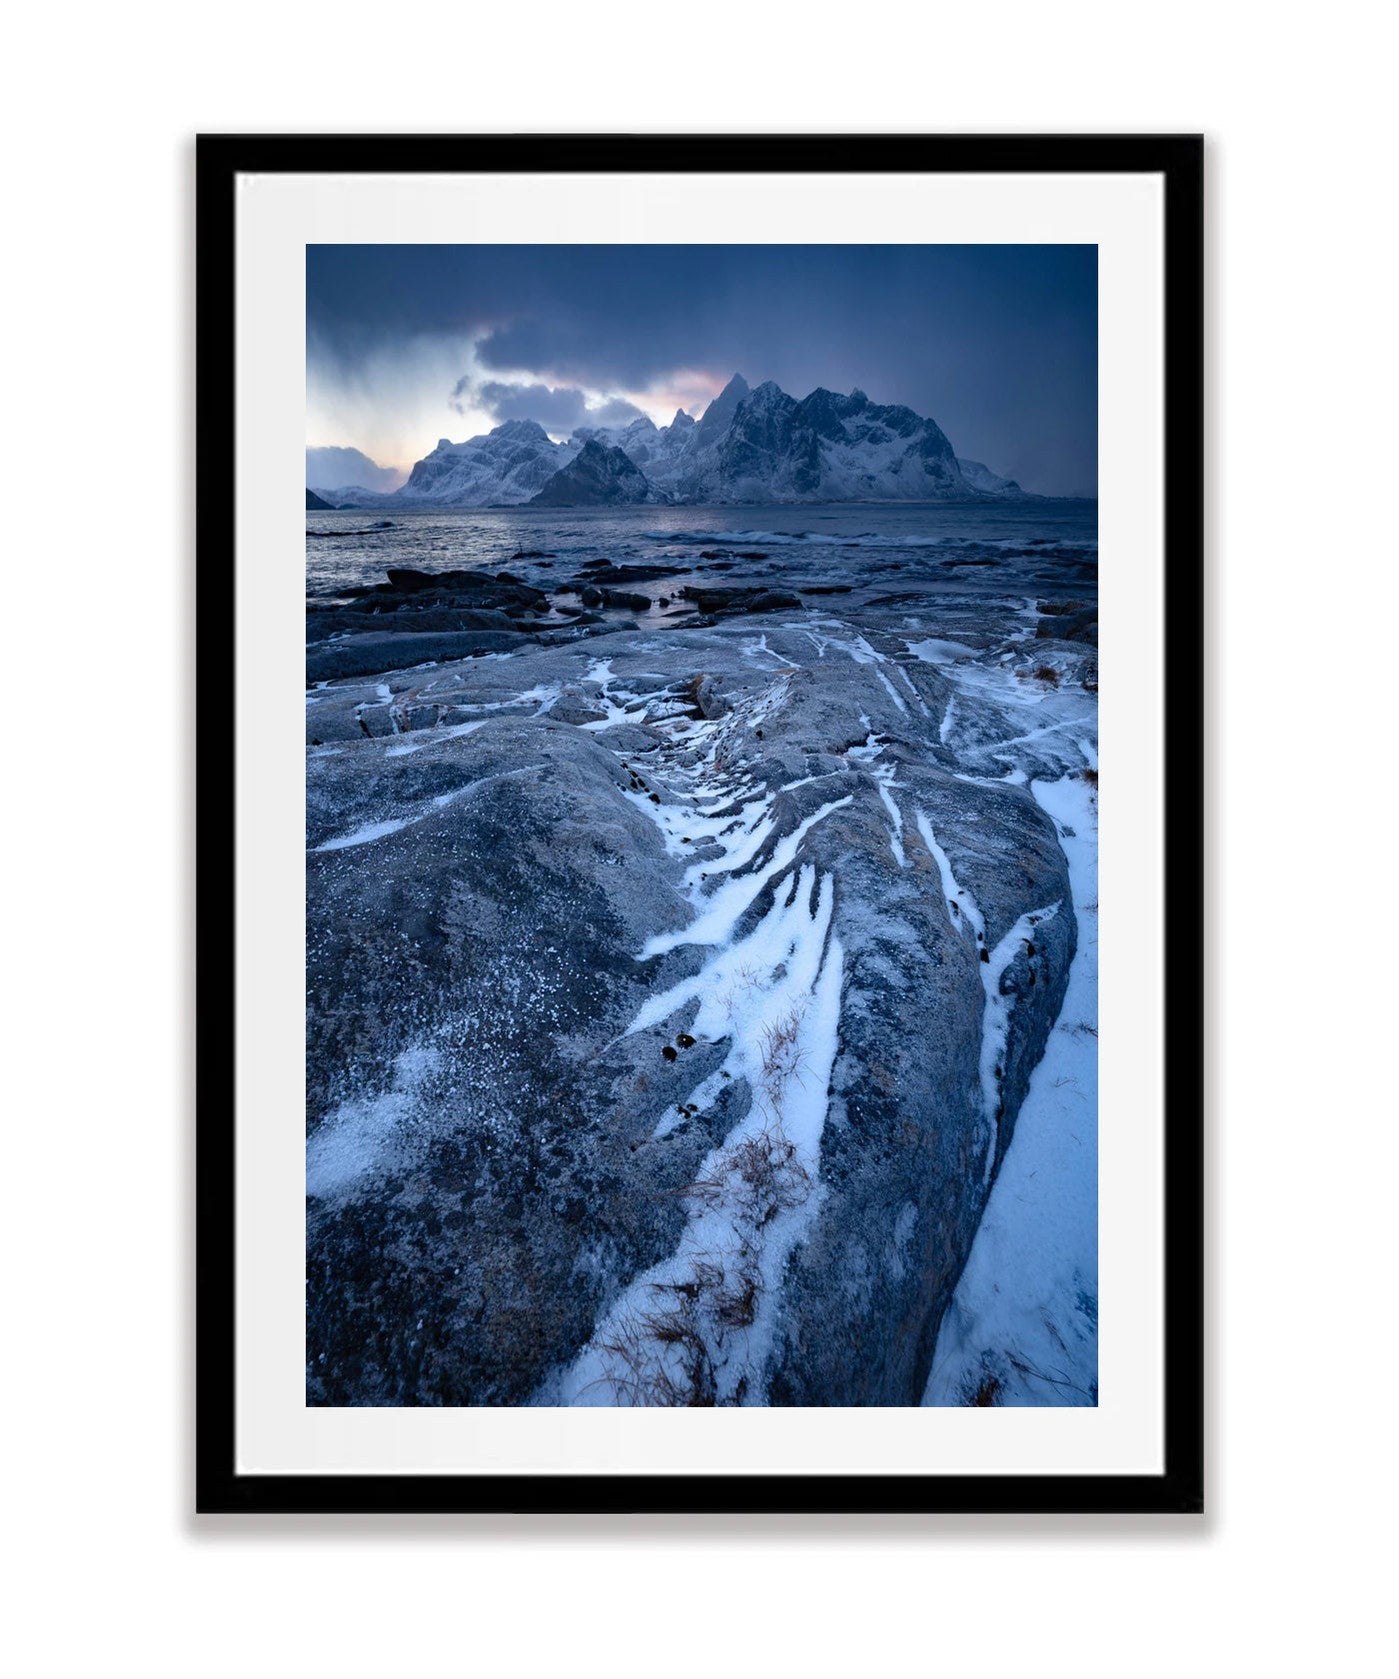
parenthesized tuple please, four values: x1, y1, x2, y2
(307, 359, 731, 476)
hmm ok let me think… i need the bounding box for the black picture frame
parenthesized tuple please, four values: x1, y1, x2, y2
(196, 133, 1203, 1516)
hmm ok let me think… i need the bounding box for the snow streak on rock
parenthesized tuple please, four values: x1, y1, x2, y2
(638, 793, 852, 957)
(873, 763, 908, 869)
(913, 811, 1059, 1182)
(923, 772, 1098, 1407)
(311, 767, 541, 852)
(385, 718, 486, 758)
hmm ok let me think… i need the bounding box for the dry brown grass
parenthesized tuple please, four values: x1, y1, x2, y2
(757, 1008, 808, 1090)
(712, 1255, 761, 1329)
(594, 1301, 717, 1407)
(681, 1123, 813, 1229)
(590, 1236, 769, 1406)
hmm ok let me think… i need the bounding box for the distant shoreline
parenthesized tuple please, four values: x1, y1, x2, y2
(308, 496, 1100, 514)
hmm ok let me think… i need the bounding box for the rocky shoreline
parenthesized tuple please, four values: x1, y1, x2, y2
(305, 538, 1098, 1406)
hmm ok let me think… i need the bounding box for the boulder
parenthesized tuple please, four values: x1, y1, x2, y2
(306, 718, 722, 1405)
(306, 630, 527, 683)
(686, 673, 730, 719)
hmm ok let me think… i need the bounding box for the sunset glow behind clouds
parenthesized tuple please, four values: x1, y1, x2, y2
(307, 245, 1097, 496)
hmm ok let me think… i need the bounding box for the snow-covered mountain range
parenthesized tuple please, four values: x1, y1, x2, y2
(315, 374, 1037, 507)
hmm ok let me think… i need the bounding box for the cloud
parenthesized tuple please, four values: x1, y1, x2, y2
(307, 245, 1099, 494)
(477, 380, 587, 430)
(305, 445, 405, 492)
(454, 378, 646, 435)
(580, 395, 649, 427)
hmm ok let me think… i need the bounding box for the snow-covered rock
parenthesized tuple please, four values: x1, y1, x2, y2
(385, 377, 1036, 507)
(399, 418, 580, 506)
(956, 458, 1025, 497)
(700, 381, 972, 503)
(570, 412, 692, 485)
(690, 371, 750, 447)
(529, 438, 665, 506)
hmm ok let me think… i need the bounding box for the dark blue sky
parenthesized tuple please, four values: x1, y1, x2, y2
(307, 244, 1097, 496)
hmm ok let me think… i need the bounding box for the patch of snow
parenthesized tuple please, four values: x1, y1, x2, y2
(306, 1045, 442, 1198)
(906, 637, 978, 663)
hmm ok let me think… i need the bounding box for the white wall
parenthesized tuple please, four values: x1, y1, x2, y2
(6, 3, 1392, 1673)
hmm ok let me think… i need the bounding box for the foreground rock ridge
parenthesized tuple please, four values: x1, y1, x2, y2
(305, 534, 1098, 1406)
(313, 374, 1039, 509)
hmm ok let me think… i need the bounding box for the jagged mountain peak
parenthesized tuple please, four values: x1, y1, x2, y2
(695, 373, 752, 439)
(488, 418, 551, 443)
(528, 438, 662, 507)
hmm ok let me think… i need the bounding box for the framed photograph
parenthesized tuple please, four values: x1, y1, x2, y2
(197, 134, 1202, 1514)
